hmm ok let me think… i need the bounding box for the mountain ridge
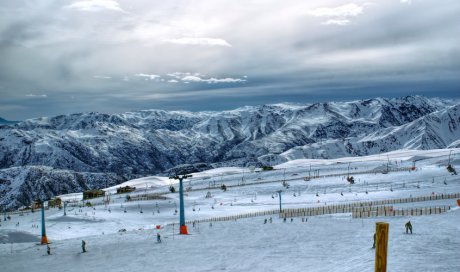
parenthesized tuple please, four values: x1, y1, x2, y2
(1, 95, 459, 209)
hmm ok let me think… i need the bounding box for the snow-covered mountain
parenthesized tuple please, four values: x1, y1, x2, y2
(1, 95, 459, 209)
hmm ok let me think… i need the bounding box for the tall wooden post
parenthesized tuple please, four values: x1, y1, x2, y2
(375, 222, 389, 272)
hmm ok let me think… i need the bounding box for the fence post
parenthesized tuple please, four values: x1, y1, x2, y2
(375, 222, 389, 272)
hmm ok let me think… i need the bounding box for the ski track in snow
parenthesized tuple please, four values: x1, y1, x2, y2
(1, 149, 460, 271)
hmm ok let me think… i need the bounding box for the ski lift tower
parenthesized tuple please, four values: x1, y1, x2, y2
(277, 190, 283, 212)
(40, 200, 49, 244)
(169, 165, 195, 235)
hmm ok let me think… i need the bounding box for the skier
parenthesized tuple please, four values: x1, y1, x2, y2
(264, 219, 267, 224)
(372, 232, 376, 248)
(290, 218, 293, 222)
(269, 217, 272, 223)
(283, 217, 286, 223)
(157, 233, 161, 243)
(405, 221, 412, 234)
(47, 244, 51, 255)
(82, 240, 86, 253)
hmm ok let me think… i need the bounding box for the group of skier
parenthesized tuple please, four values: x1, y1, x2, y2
(372, 221, 413, 248)
(281, 217, 308, 223)
(46, 240, 86, 255)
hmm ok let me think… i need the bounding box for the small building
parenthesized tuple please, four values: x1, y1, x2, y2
(48, 197, 62, 208)
(116, 186, 136, 194)
(83, 189, 105, 200)
(30, 201, 42, 210)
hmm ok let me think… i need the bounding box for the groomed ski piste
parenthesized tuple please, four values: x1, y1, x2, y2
(1, 149, 459, 272)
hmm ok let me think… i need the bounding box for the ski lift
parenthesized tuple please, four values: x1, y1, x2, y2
(205, 191, 212, 198)
(347, 176, 355, 184)
(447, 165, 457, 175)
(186, 180, 193, 192)
(446, 151, 457, 174)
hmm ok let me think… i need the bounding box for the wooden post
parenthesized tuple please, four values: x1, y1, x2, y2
(375, 222, 389, 272)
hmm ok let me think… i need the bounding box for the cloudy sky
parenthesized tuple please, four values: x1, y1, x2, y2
(0, 0, 459, 120)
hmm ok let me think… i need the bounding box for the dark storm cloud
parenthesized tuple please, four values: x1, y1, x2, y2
(0, 0, 459, 120)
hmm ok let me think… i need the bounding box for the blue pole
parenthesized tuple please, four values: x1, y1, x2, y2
(179, 176, 185, 226)
(277, 191, 282, 212)
(41, 203, 48, 244)
(178, 176, 188, 234)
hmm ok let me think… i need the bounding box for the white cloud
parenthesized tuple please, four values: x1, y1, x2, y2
(168, 79, 179, 83)
(164, 37, 231, 47)
(322, 19, 351, 26)
(64, 0, 125, 13)
(26, 94, 47, 98)
(308, 3, 365, 26)
(309, 3, 364, 17)
(134, 73, 161, 80)
(168, 72, 202, 79)
(207, 77, 247, 83)
(181, 75, 203, 82)
(93, 75, 112, 79)
(166, 72, 246, 83)
(181, 75, 246, 84)
(400, 0, 412, 4)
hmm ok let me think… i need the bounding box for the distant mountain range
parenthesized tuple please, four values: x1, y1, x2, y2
(1, 95, 459, 209)
(0, 117, 19, 125)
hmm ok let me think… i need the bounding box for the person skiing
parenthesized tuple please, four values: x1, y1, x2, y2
(157, 233, 161, 243)
(47, 244, 51, 255)
(269, 217, 272, 223)
(372, 232, 376, 248)
(82, 240, 86, 253)
(264, 219, 267, 224)
(405, 221, 413, 234)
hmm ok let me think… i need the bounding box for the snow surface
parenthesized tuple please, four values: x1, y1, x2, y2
(1, 149, 460, 271)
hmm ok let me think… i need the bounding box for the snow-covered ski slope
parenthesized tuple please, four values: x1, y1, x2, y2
(1, 149, 459, 271)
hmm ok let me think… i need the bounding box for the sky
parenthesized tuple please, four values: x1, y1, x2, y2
(0, 0, 459, 120)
